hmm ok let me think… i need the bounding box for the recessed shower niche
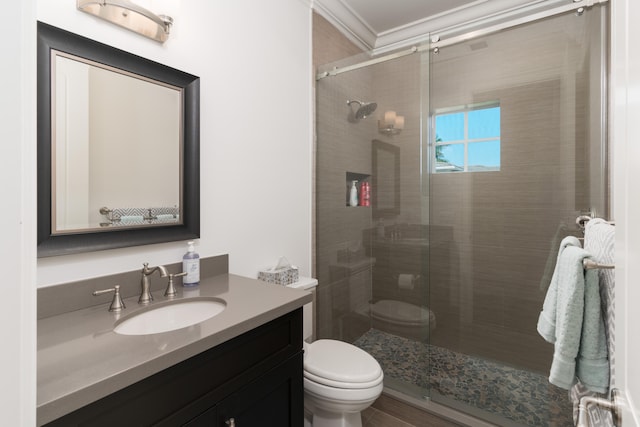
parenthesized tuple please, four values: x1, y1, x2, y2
(345, 172, 370, 207)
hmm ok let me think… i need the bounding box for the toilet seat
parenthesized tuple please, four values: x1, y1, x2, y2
(304, 376, 384, 403)
(370, 299, 435, 328)
(304, 369, 383, 389)
(304, 340, 383, 389)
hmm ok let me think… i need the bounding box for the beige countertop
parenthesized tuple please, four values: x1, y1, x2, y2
(37, 273, 312, 426)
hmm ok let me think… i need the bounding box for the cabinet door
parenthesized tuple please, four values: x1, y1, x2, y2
(46, 309, 303, 427)
(216, 352, 303, 427)
(183, 404, 217, 426)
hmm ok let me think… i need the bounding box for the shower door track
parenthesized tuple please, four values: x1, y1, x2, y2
(316, 0, 608, 81)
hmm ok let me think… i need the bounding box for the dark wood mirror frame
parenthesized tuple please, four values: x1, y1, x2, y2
(37, 22, 200, 257)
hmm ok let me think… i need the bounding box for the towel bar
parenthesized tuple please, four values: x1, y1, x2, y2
(576, 214, 615, 231)
(583, 259, 614, 270)
(576, 388, 621, 427)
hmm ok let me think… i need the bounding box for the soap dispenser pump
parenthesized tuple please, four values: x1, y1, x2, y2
(349, 180, 359, 207)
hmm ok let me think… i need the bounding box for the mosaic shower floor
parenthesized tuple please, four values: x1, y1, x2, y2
(353, 329, 574, 427)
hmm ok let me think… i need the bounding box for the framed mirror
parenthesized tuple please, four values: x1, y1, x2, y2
(371, 139, 400, 218)
(37, 22, 200, 257)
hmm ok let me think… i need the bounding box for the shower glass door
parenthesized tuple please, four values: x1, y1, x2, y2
(315, 3, 607, 425)
(427, 6, 608, 426)
(315, 46, 432, 400)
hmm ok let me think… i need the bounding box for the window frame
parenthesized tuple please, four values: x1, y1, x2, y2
(432, 101, 501, 173)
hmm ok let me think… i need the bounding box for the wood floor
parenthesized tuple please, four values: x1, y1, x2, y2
(363, 394, 466, 427)
(363, 407, 416, 427)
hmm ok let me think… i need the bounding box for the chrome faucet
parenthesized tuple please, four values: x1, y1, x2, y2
(139, 262, 168, 304)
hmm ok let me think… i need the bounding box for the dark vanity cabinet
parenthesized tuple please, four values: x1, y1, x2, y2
(45, 309, 304, 427)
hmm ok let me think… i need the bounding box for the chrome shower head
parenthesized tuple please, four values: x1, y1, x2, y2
(347, 100, 378, 122)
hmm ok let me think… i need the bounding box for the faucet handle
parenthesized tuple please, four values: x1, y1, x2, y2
(93, 285, 126, 312)
(165, 272, 187, 297)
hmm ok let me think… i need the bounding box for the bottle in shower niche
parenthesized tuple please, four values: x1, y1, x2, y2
(182, 241, 200, 286)
(349, 180, 359, 207)
(361, 181, 370, 207)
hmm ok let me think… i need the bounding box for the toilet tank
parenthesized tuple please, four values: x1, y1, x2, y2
(287, 277, 318, 342)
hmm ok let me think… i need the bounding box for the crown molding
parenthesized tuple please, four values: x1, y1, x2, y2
(312, 0, 376, 51)
(377, 0, 568, 52)
(315, 0, 569, 55)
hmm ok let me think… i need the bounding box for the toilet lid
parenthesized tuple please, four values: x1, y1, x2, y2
(304, 340, 382, 386)
(370, 300, 435, 326)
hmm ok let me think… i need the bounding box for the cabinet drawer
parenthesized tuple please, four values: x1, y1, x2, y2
(185, 352, 304, 427)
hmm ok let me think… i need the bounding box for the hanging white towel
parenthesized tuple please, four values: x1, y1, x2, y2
(571, 218, 615, 426)
(583, 218, 615, 383)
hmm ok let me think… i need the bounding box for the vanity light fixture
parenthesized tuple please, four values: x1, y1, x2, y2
(77, 0, 174, 43)
(378, 111, 405, 136)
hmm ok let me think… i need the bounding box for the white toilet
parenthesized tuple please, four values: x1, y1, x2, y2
(370, 299, 436, 341)
(303, 339, 383, 427)
(288, 278, 384, 427)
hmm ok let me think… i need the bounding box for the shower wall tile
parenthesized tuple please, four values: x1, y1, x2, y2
(429, 39, 592, 374)
(315, 6, 599, 385)
(372, 54, 425, 226)
(313, 11, 367, 281)
(312, 13, 362, 71)
(314, 12, 380, 339)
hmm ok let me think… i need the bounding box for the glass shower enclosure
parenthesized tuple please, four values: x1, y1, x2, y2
(315, 5, 608, 426)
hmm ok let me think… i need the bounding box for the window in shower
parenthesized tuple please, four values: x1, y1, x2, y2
(433, 103, 501, 173)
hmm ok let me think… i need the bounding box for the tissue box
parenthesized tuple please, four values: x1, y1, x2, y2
(258, 266, 299, 285)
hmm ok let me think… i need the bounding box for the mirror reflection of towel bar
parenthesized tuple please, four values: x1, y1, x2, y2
(583, 259, 614, 270)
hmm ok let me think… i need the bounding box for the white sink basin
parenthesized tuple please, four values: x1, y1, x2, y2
(114, 298, 226, 335)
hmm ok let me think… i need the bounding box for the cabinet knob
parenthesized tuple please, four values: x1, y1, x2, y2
(225, 418, 236, 427)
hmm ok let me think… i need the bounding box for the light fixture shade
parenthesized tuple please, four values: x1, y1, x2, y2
(384, 111, 397, 126)
(77, 0, 173, 43)
(378, 111, 404, 136)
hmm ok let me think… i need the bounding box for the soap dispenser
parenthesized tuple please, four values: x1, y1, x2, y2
(349, 180, 359, 207)
(182, 241, 200, 286)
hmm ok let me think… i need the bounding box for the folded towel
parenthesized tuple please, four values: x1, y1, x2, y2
(537, 241, 609, 392)
(119, 215, 144, 222)
(156, 214, 176, 220)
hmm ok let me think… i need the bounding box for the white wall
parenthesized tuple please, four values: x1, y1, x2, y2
(36, 0, 314, 286)
(4, 0, 313, 422)
(88, 67, 180, 223)
(55, 57, 90, 230)
(611, 0, 640, 424)
(2, 0, 37, 425)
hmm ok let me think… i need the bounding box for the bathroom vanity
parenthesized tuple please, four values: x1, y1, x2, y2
(37, 263, 311, 426)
